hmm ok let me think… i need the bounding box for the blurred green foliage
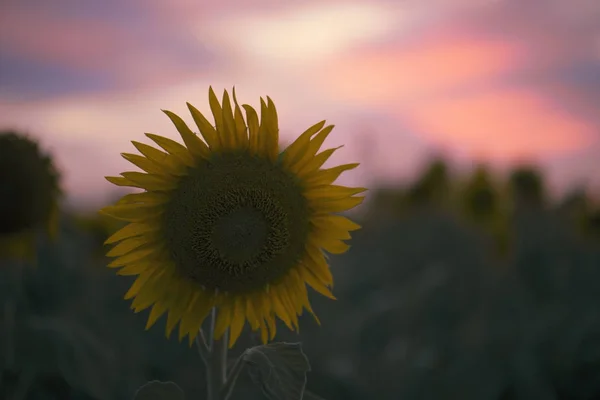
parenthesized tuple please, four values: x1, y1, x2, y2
(1, 159, 599, 400)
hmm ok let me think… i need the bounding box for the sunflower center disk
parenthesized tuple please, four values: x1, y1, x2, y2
(212, 207, 268, 263)
(164, 153, 310, 293)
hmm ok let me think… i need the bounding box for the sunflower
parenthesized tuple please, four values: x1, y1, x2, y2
(0, 131, 61, 261)
(100, 88, 365, 347)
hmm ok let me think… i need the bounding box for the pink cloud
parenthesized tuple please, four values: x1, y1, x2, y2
(0, 7, 217, 92)
(401, 88, 596, 161)
(141, 0, 288, 20)
(322, 30, 524, 105)
(320, 28, 597, 162)
(0, 10, 137, 70)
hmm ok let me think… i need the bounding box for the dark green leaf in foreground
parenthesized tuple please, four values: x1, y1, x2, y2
(244, 342, 311, 400)
(302, 390, 328, 400)
(133, 380, 185, 400)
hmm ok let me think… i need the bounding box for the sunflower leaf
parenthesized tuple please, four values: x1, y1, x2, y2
(303, 390, 328, 400)
(243, 342, 311, 400)
(133, 380, 185, 400)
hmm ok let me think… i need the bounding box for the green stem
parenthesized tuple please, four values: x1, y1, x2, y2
(195, 330, 210, 365)
(205, 308, 229, 400)
(221, 351, 245, 400)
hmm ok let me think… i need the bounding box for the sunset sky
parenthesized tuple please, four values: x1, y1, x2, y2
(1, 0, 599, 208)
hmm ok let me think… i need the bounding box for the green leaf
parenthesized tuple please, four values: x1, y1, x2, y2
(303, 390, 328, 400)
(243, 342, 311, 400)
(133, 381, 185, 400)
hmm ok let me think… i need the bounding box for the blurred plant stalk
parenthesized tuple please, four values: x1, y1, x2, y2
(2, 261, 24, 400)
(3, 299, 15, 368)
(3, 262, 24, 369)
(196, 308, 239, 400)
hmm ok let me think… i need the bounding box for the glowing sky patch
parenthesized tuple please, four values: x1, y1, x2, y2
(202, 2, 402, 65)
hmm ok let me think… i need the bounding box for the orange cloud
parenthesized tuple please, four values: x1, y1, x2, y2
(401, 89, 596, 160)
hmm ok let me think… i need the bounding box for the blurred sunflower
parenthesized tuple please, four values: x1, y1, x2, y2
(100, 88, 365, 347)
(0, 131, 61, 261)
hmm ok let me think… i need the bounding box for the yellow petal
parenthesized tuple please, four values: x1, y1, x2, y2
(99, 203, 161, 222)
(121, 172, 177, 191)
(177, 294, 199, 342)
(162, 109, 209, 160)
(285, 274, 304, 315)
(208, 87, 225, 139)
(105, 176, 137, 188)
(259, 316, 269, 344)
(106, 236, 153, 257)
(298, 266, 336, 300)
(214, 302, 232, 340)
(256, 98, 270, 157)
(277, 287, 299, 330)
(117, 262, 155, 276)
(250, 293, 267, 321)
(104, 223, 158, 244)
(116, 192, 171, 206)
(281, 120, 326, 168)
(228, 297, 246, 348)
(232, 88, 249, 148)
(131, 141, 187, 176)
(146, 301, 169, 330)
(266, 312, 277, 340)
(250, 294, 271, 343)
(145, 133, 195, 167)
(108, 246, 161, 267)
(265, 97, 279, 162)
(311, 215, 361, 232)
(271, 289, 293, 330)
(297, 146, 343, 177)
(304, 163, 360, 186)
(179, 293, 213, 346)
(121, 153, 164, 174)
(124, 269, 157, 299)
(290, 269, 320, 325)
(220, 90, 238, 150)
(131, 269, 170, 312)
(165, 290, 192, 338)
(300, 125, 334, 164)
(317, 238, 350, 254)
(312, 226, 351, 242)
(243, 104, 260, 154)
(310, 196, 365, 213)
(245, 297, 260, 330)
(286, 125, 334, 173)
(304, 246, 333, 285)
(305, 185, 367, 201)
(187, 102, 221, 150)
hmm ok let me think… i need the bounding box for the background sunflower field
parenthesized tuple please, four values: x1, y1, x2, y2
(1, 159, 599, 400)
